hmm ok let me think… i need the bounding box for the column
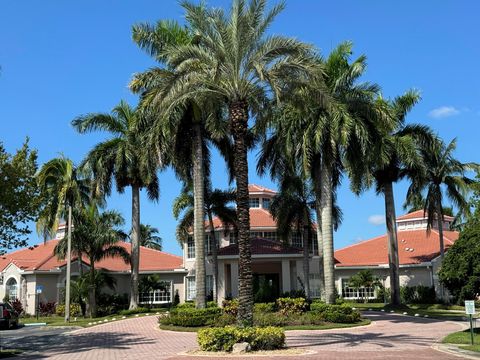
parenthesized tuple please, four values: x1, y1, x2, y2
(281, 260, 291, 293)
(230, 261, 239, 298)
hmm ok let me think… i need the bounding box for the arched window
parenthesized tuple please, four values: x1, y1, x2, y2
(6, 277, 18, 302)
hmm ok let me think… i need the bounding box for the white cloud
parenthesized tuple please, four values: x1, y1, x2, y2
(368, 214, 385, 226)
(428, 106, 460, 119)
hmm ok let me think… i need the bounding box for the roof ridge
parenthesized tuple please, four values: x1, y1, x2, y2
(118, 241, 183, 260)
(335, 234, 387, 252)
(430, 229, 455, 245)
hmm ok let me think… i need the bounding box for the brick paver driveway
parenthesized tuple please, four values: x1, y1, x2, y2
(17, 312, 465, 360)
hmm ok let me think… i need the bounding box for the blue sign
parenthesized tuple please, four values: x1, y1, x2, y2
(36, 285, 44, 294)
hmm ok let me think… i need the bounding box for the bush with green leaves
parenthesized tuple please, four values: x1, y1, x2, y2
(276, 297, 307, 315)
(400, 285, 436, 304)
(222, 299, 238, 316)
(254, 302, 276, 313)
(309, 303, 361, 323)
(118, 307, 150, 316)
(197, 326, 285, 352)
(160, 307, 222, 327)
(175, 302, 195, 309)
(55, 303, 81, 317)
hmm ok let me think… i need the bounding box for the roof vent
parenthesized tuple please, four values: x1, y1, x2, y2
(409, 248, 414, 252)
(405, 247, 410, 251)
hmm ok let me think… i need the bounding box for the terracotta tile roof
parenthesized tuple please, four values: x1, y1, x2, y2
(0, 240, 183, 272)
(218, 238, 302, 256)
(248, 184, 277, 195)
(396, 210, 454, 221)
(334, 229, 459, 267)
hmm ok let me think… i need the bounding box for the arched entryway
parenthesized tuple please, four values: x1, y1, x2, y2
(6, 277, 18, 301)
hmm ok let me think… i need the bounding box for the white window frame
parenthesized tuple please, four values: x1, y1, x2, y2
(187, 236, 195, 259)
(309, 273, 321, 298)
(248, 198, 260, 208)
(262, 198, 271, 209)
(229, 231, 238, 245)
(6, 277, 18, 302)
(139, 281, 173, 304)
(341, 278, 376, 300)
(186, 276, 196, 301)
(263, 231, 278, 241)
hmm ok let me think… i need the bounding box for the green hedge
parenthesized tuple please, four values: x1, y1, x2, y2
(118, 307, 150, 316)
(254, 302, 276, 313)
(276, 297, 308, 315)
(55, 303, 81, 317)
(160, 307, 222, 327)
(309, 302, 361, 323)
(197, 326, 285, 352)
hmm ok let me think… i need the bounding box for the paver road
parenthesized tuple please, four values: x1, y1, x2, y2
(9, 312, 465, 359)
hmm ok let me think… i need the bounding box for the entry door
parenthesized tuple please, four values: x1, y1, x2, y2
(253, 273, 280, 302)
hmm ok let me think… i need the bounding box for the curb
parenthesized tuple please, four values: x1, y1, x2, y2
(432, 343, 480, 359)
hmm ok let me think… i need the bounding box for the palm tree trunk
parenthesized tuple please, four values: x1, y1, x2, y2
(436, 203, 445, 299)
(208, 211, 218, 303)
(313, 159, 325, 301)
(88, 261, 96, 318)
(192, 123, 206, 309)
(230, 100, 253, 326)
(320, 164, 335, 304)
(302, 223, 310, 299)
(383, 181, 401, 305)
(129, 184, 141, 310)
(65, 205, 72, 322)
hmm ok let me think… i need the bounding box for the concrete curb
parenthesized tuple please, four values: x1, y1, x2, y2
(432, 343, 480, 359)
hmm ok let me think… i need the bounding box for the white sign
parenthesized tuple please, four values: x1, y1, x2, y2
(465, 300, 476, 315)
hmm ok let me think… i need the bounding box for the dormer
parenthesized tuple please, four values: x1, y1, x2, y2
(247, 184, 276, 210)
(396, 210, 454, 231)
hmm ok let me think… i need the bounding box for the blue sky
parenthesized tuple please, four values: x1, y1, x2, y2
(1, 1, 479, 256)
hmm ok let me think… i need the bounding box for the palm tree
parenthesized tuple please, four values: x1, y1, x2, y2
(406, 138, 478, 261)
(154, 0, 312, 324)
(270, 172, 314, 298)
(173, 182, 236, 303)
(274, 43, 387, 303)
(369, 90, 436, 305)
(348, 270, 380, 303)
(137, 224, 162, 251)
(37, 156, 91, 322)
(72, 101, 160, 310)
(55, 204, 130, 317)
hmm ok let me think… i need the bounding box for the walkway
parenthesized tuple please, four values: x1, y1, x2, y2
(14, 312, 465, 360)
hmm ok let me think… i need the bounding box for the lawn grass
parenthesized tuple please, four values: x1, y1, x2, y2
(159, 319, 371, 332)
(0, 349, 22, 358)
(461, 344, 480, 352)
(20, 309, 167, 328)
(443, 327, 480, 353)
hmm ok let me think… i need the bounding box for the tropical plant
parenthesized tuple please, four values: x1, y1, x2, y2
(348, 270, 380, 303)
(72, 101, 160, 310)
(406, 138, 478, 261)
(37, 156, 92, 321)
(54, 204, 130, 317)
(133, 224, 162, 251)
(273, 42, 387, 304)
(149, 0, 313, 325)
(368, 90, 436, 305)
(173, 182, 236, 303)
(139, 274, 167, 307)
(269, 172, 314, 298)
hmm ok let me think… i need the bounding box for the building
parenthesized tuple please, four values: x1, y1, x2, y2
(0, 230, 186, 315)
(182, 186, 459, 302)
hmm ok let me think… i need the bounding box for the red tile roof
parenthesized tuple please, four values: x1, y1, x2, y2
(218, 238, 302, 256)
(334, 229, 459, 267)
(208, 208, 278, 230)
(396, 210, 454, 221)
(0, 240, 183, 272)
(248, 184, 277, 195)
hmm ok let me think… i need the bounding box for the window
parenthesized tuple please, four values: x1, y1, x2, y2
(250, 231, 263, 238)
(262, 198, 271, 210)
(205, 233, 219, 254)
(229, 231, 238, 245)
(248, 198, 260, 208)
(341, 278, 375, 300)
(206, 275, 214, 298)
(187, 236, 195, 259)
(263, 231, 278, 241)
(291, 232, 302, 248)
(6, 278, 17, 302)
(139, 281, 172, 304)
(310, 232, 318, 255)
(0, 274, 3, 285)
(186, 276, 196, 300)
(309, 274, 321, 298)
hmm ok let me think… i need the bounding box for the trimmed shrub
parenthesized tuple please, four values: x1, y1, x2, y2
(254, 302, 276, 313)
(161, 307, 222, 327)
(207, 301, 218, 308)
(55, 303, 81, 317)
(276, 297, 307, 315)
(175, 301, 195, 309)
(400, 285, 436, 304)
(222, 299, 238, 316)
(214, 313, 236, 327)
(197, 326, 285, 352)
(118, 307, 149, 316)
(253, 312, 288, 327)
(309, 303, 361, 323)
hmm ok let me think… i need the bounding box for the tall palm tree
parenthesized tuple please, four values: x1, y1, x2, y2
(72, 101, 160, 310)
(55, 204, 130, 317)
(275, 43, 387, 303)
(406, 138, 478, 261)
(37, 156, 91, 322)
(136, 224, 163, 251)
(270, 173, 314, 298)
(369, 90, 436, 305)
(155, 0, 312, 324)
(173, 182, 237, 303)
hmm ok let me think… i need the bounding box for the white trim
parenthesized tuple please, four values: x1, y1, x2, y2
(218, 254, 303, 260)
(335, 262, 432, 270)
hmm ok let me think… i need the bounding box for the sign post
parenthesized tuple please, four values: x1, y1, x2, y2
(36, 285, 43, 320)
(465, 300, 476, 346)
